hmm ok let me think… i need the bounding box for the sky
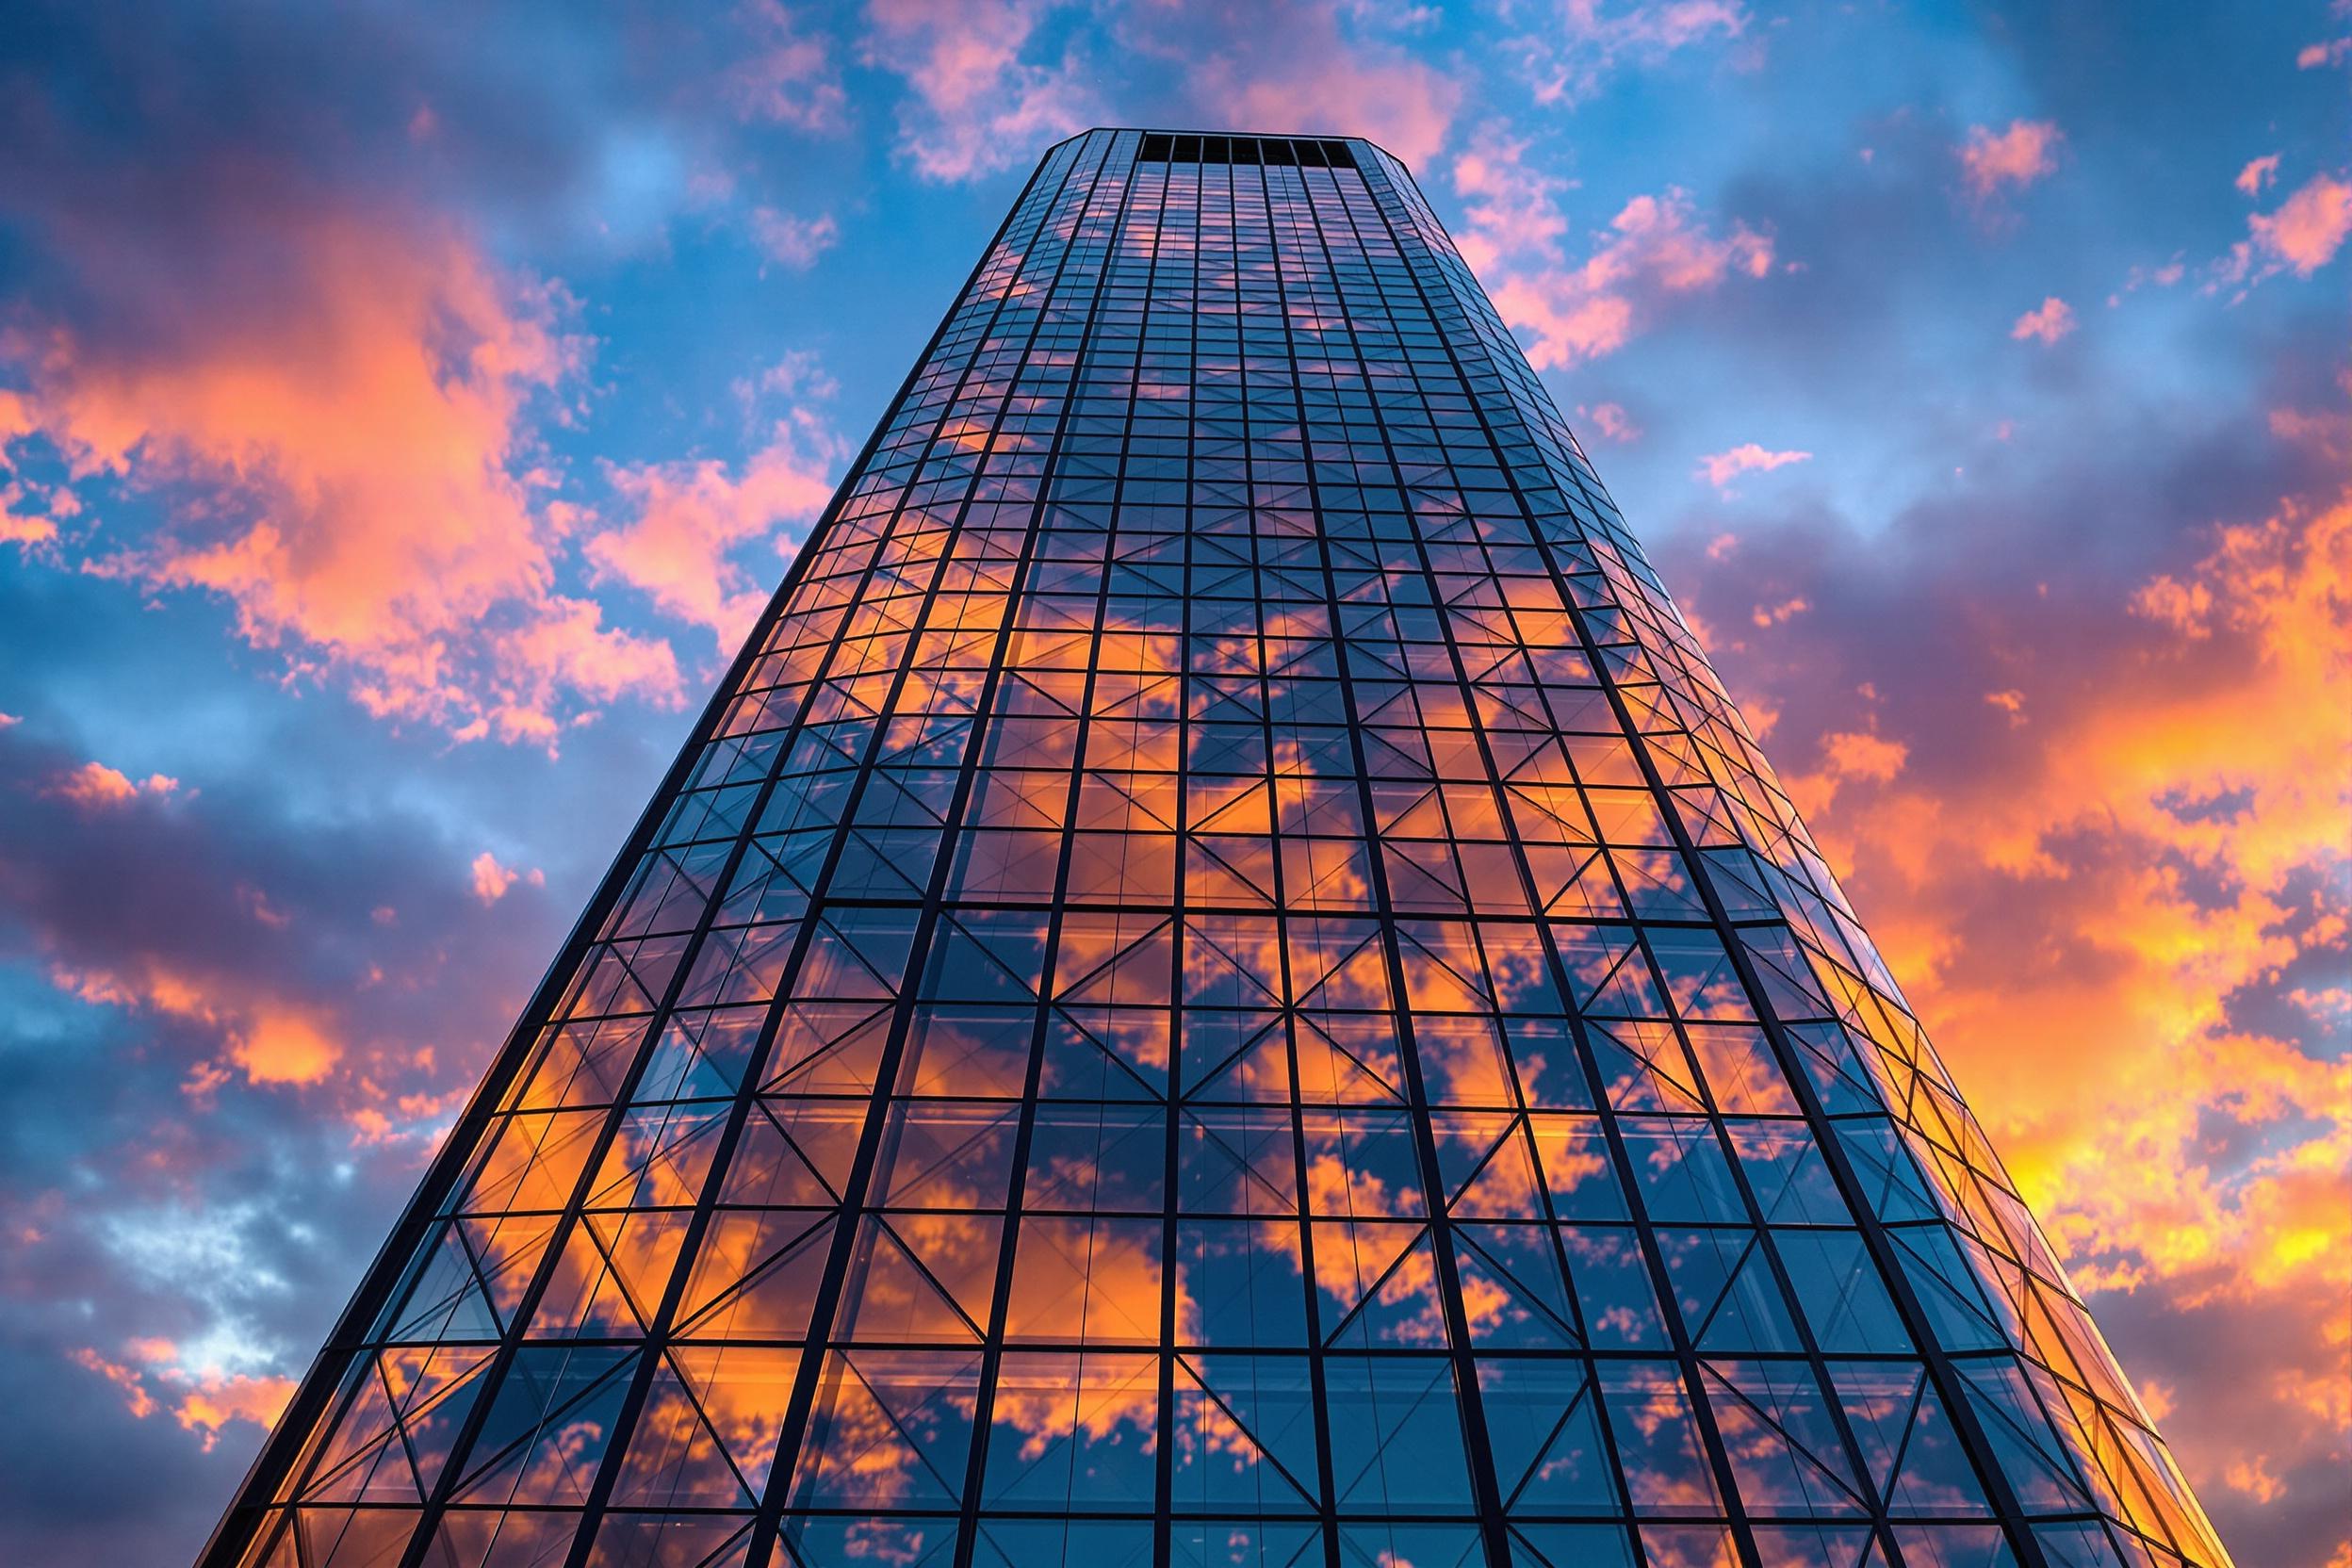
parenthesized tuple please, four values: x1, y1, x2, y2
(0, 1, 2344, 1563)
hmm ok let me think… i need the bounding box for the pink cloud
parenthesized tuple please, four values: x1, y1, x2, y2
(1959, 118, 2064, 198)
(724, 0, 849, 130)
(55, 956, 345, 1087)
(1465, 152, 1774, 370)
(1451, 127, 1572, 274)
(0, 513, 59, 548)
(1696, 442, 1811, 487)
(2011, 295, 2077, 343)
(2296, 36, 2351, 70)
(1578, 400, 1642, 442)
(1194, 16, 1462, 172)
(860, 0, 1094, 182)
(2236, 153, 2281, 196)
(2217, 171, 2352, 288)
(747, 206, 840, 269)
(591, 413, 842, 647)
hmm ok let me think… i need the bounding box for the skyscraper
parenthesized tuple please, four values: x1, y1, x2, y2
(200, 128, 2231, 1568)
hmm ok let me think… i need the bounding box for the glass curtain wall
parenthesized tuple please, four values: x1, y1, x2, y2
(198, 128, 2232, 1568)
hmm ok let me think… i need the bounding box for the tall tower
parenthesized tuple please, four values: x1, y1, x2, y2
(201, 130, 2231, 1568)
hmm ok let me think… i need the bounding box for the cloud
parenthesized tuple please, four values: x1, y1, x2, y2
(1452, 126, 1574, 274)
(1184, 0, 1463, 171)
(0, 2, 908, 748)
(0, 711, 593, 1553)
(468, 851, 543, 904)
(1696, 442, 1811, 487)
(47, 761, 180, 809)
(2010, 295, 2077, 343)
(723, 0, 850, 130)
(747, 206, 841, 268)
(2295, 35, 2351, 70)
(0, 726, 547, 1112)
(167, 1369, 300, 1453)
(1958, 118, 2063, 198)
(223, 1008, 341, 1086)
(3, 214, 684, 744)
(2216, 170, 2352, 289)
(1458, 141, 1774, 369)
(1578, 401, 1642, 442)
(1511, 0, 1751, 107)
(859, 0, 1095, 182)
(2236, 153, 2281, 196)
(1666, 414, 2351, 1560)
(589, 412, 844, 647)
(73, 1339, 299, 1454)
(0, 513, 59, 548)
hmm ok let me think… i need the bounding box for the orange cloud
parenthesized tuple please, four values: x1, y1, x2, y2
(1958, 118, 2063, 198)
(52, 958, 344, 1091)
(1703, 482, 2351, 1537)
(172, 1371, 301, 1451)
(591, 414, 841, 646)
(229, 1005, 341, 1086)
(69, 1348, 157, 1420)
(47, 760, 179, 808)
(2216, 171, 2352, 290)
(70, 1341, 298, 1453)
(3, 214, 682, 743)
(2010, 295, 2076, 344)
(470, 851, 544, 905)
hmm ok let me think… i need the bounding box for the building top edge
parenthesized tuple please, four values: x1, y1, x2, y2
(1036, 126, 1417, 176)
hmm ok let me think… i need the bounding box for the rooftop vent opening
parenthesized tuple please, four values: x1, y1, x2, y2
(1135, 134, 1356, 169)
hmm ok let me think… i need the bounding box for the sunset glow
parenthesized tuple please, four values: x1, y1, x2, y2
(0, 5, 2343, 1566)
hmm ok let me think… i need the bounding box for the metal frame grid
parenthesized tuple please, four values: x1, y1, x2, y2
(195, 129, 2233, 1568)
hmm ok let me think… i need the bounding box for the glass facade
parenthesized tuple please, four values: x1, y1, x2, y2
(199, 129, 2232, 1568)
